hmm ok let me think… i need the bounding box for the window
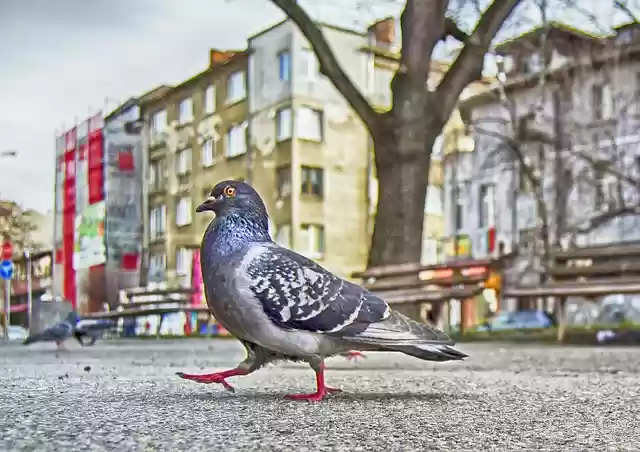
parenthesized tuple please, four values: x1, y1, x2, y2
(176, 148, 192, 175)
(278, 50, 291, 82)
(201, 139, 215, 167)
(225, 122, 247, 158)
(276, 166, 292, 198)
(452, 184, 465, 232)
(178, 97, 193, 124)
(226, 71, 246, 104)
(204, 85, 216, 114)
(149, 205, 166, 240)
(296, 107, 323, 142)
(149, 158, 166, 191)
(176, 197, 192, 226)
(425, 185, 444, 216)
(175, 247, 194, 287)
(149, 252, 166, 278)
(275, 224, 292, 248)
(592, 83, 613, 120)
(299, 48, 319, 80)
(301, 166, 323, 197)
(478, 183, 496, 228)
(276, 107, 293, 141)
(300, 224, 325, 258)
(150, 110, 167, 138)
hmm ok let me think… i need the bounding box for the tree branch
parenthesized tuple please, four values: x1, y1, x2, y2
(269, 0, 382, 138)
(435, 0, 523, 121)
(567, 204, 640, 237)
(613, 0, 640, 24)
(442, 17, 469, 42)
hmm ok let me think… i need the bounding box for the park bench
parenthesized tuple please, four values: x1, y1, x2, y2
(503, 242, 640, 342)
(83, 287, 214, 337)
(352, 259, 500, 334)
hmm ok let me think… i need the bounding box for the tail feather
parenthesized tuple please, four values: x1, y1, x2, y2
(343, 310, 467, 362)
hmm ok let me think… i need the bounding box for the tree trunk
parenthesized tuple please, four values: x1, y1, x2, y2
(367, 130, 437, 267)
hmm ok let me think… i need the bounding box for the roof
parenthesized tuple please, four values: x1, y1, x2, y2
(104, 97, 139, 121)
(461, 40, 640, 111)
(494, 22, 604, 54)
(248, 17, 365, 42)
(138, 85, 174, 105)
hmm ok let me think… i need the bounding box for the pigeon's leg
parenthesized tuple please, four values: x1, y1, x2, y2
(176, 341, 266, 392)
(87, 336, 98, 346)
(73, 333, 86, 347)
(285, 358, 340, 402)
(342, 351, 366, 361)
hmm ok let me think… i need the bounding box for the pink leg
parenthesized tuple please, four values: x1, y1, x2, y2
(176, 368, 247, 393)
(343, 351, 366, 361)
(285, 363, 340, 402)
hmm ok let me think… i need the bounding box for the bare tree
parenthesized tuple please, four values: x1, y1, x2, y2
(269, 0, 522, 267)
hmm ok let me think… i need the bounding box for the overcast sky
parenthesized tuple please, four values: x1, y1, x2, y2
(0, 0, 629, 213)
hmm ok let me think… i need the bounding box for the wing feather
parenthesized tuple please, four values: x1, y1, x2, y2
(244, 244, 389, 335)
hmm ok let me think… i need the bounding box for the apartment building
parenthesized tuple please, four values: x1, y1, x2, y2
(140, 50, 252, 285)
(445, 23, 640, 286)
(140, 17, 482, 284)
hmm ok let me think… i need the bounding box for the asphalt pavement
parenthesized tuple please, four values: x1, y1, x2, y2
(1, 338, 639, 451)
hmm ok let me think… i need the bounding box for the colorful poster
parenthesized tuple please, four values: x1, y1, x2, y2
(73, 201, 106, 270)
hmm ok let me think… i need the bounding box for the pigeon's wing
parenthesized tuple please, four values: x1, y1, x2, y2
(244, 244, 390, 335)
(28, 321, 74, 342)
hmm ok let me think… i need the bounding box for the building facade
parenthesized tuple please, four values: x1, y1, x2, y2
(445, 23, 640, 290)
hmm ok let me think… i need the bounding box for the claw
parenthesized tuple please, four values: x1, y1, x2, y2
(343, 351, 366, 361)
(176, 369, 246, 393)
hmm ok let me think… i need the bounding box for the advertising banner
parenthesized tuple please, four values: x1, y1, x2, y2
(73, 201, 106, 270)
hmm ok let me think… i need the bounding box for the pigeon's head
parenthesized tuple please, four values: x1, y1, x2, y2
(66, 311, 80, 325)
(196, 180, 267, 218)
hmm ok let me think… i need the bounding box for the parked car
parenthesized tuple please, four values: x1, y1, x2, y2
(0, 325, 29, 341)
(476, 310, 556, 332)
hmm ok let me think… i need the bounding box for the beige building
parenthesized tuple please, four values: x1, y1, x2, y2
(140, 50, 252, 285)
(139, 18, 491, 285)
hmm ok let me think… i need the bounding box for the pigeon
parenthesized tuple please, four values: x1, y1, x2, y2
(177, 181, 467, 401)
(23, 311, 80, 351)
(73, 319, 116, 346)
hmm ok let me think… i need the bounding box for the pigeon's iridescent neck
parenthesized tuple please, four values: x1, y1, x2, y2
(203, 213, 271, 259)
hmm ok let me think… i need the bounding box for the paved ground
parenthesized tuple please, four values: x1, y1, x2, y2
(1, 339, 639, 451)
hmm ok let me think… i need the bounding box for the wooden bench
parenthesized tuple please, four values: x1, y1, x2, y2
(503, 242, 640, 342)
(83, 287, 215, 337)
(352, 259, 497, 334)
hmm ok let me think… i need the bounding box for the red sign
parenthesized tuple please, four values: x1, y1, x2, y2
(1, 242, 13, 260)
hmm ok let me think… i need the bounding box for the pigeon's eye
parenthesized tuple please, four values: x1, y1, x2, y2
(224, 186, 236, 197)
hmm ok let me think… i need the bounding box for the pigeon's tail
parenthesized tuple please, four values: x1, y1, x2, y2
(343, 310, 467, 362)
(384, 343, 468, 361)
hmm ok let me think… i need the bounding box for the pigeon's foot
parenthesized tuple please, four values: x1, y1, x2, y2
(343, 351, 366, 361)
(284, 362, 339, 402)
(176, 369, 247, 393)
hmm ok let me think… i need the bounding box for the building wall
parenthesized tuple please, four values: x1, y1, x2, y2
(248, 21, 372, 278)
(143, 54, 252, 286)
(446, 49, 640, 287)
(103, 103, 144, 307)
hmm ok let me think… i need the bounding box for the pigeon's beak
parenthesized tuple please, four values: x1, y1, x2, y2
(196, 195, 222, 213)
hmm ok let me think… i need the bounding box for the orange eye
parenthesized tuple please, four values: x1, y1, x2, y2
(223, 185, 236, 197)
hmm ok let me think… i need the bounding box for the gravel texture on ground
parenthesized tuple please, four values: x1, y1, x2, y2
(1, 339, 639, 451)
